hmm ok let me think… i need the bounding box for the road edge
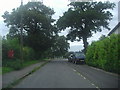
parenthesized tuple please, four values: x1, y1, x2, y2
(2, 59, 51, 89)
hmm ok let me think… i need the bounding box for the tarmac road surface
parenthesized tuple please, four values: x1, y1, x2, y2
(14, 59, 119, 89)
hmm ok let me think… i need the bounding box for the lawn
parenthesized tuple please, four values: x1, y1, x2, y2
(2, 67, 14, 74)
(0, 67, 2, 74)
(2, 59, 50, 74)
(22, 60, 41, 68)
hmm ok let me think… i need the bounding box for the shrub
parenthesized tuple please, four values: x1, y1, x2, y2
(23, 47, 35, 60)
(86, 34, 120, 74)
(2, 37, 36, 70)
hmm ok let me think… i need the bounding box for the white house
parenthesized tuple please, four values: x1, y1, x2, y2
(108, 22, 120, 36)
(108, 1, 120, 36)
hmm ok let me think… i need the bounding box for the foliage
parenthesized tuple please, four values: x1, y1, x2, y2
(86, 34, 120, 74)
(2, 2, 58, 59)
(2, 67, 14, 74)
(2, 37, 20, 60)
(2, 60, 41, 74)
(2, 37, 36, 70)
(57, 1, 115, 53)
(43, 35, 70, 58)
(99, 34, 106, 40)
(23, 46, 35, 60)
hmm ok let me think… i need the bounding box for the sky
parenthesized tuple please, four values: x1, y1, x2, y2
(0, 0, 119, 51)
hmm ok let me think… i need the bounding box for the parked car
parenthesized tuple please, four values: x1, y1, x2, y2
(72, 52, 85, 64)
(68, 54, 74, 62)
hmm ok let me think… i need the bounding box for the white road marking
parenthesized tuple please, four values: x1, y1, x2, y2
(72, 68, 100, 90)
(83, 77, 86, 79)
(73, 69, 76, 72)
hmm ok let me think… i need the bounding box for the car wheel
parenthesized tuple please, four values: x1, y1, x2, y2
(75, 61, 77, 64)
(72, 60, 74, 63)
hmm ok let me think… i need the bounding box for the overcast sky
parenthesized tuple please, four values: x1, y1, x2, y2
(0, 0, 119, 51)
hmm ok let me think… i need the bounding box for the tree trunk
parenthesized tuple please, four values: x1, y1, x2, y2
(82, 36, 88, 54)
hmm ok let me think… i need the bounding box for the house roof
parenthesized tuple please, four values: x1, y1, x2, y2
(108, 22, 120, 36)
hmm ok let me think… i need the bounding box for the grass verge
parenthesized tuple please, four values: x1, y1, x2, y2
(0, 67, 2, 74)
(2, 59, 51, 89)
(2, 67, 14, 74)
(2, 59, 50, 74)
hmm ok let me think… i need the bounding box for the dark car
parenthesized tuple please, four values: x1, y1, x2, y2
(72, 52, 85, 64)
(68, 54, 74, 62)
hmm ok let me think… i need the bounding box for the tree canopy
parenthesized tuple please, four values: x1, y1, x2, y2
(2, 2, 58, 58)
(57, 1, 115, 53)
(2, 1, 70, 59)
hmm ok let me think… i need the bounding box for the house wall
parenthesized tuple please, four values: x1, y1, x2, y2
(113, 26, 120, 34)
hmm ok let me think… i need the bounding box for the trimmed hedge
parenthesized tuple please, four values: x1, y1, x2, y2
(86, 34, 120, 74)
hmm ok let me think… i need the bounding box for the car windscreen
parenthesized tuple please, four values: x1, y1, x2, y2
(75, 53, 85, 57)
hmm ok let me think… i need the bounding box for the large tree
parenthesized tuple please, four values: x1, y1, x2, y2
(57, 1, 115, 53)
(2, 2, 58, 58)
(43, 35, 70, 58)
(52, 35, 70, 57)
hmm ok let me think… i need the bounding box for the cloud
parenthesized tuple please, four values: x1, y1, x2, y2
(0, 21, 9, 36)
(69, 45, 84, 52)
(43, 0, 69, 20)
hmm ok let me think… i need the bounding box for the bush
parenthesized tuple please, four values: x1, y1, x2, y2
(23, 47, 35, 60)
(2, 38, 20, 60)
(86, 34, 120, 74)
(2, 59, 22, 70)
(2, 37, 36, 70)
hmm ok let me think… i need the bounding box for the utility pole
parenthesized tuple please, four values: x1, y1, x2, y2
(20, 0, 23, 66)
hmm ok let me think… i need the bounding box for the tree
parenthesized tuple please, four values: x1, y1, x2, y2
(99, 34, 106, 40)
(57, 1, 115, 53)
(44, 35, 70, 58)
(2, 2, 58, 58)
(52, 35, 70, 57)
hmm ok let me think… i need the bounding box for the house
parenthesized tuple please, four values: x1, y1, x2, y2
(108, 1, 120, 36)
(108, 22, 120, 36)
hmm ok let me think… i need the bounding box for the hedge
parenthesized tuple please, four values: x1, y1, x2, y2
(86, 34, 120, 74)
(2, 38, 35, 70)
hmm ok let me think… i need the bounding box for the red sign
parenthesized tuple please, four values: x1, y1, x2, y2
(8, 50, 14, 58)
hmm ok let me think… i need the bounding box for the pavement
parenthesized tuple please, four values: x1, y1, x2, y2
(2, 61, 47, 88)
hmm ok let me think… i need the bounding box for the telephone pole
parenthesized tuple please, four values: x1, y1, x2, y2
(20, 0, 23, 66)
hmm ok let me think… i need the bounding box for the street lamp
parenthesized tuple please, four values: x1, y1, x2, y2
(20, 0, 23, 66)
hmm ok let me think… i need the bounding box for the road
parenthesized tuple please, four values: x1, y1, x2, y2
(14, 59, 119, 89)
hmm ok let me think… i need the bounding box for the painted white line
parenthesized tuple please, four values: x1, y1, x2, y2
(72, 68, 100, 90)
(73, 69, 76, 72)
(77, 73, 80, 75)
(83, 77, 86, 79)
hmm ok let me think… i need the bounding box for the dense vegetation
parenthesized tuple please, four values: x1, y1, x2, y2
(86, 34, 120, 74)
(2, 2, 69, 73)
(57, 1, 115, 53)
(2, 1, 118, 75)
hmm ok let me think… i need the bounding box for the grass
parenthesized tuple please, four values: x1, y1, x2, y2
(2, 67, 14, 74)
(22, 60, 40, 68)
(2, 59, 50, 74)
(3, 60, 50, 89)
(0, 67, 2, 74)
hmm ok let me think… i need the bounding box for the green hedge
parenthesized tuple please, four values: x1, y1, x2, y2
(2, 38, 36, 70)
(86, 34, 120, 74)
